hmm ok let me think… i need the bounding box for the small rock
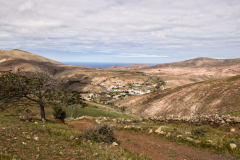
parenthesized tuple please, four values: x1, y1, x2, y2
(207, 140, 213, 143)
(26, 136, 31, 139)
(93, 153, 98, 157)
(34, 137, 39, 141)
(160, 131, 166, 135)
(36, 154, 40, 159)
(112, 142, 118, 146)
(124, 125, 130, 129)
(149, 129, 153, 134)
(95, 120, 101, 124)
(22, 142, 26, 145)
(226, 119, 231, 123)
(34, 121, 38, 124)
(112, 119, 117, 123)
(185, 132, 192, 135)
(186, 137, 193, 141)
(70, 135, 75, 140)
(13, 137, 17, 140)
(230, 143, 237, 149)
(2, 127, 5, 129)
(166, 132, 171, 137)
(59, 152, 63, 155)
(194, 140, 201, 143)
(155, 127, 161, 134)
(177, 135, 182, 138)
(230, 128, 236, 132)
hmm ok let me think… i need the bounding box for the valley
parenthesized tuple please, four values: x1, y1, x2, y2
(1, 49, 240, 159)
(1, 49, 240, 117)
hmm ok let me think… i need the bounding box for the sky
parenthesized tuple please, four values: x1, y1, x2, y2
(0, 0, 240, 64)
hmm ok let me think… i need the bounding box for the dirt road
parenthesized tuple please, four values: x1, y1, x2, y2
(68, 121, 237, 160)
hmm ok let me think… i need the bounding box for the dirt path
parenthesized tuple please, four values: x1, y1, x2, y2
(67, 121, 237, 160)
(68, 120, 95, 131)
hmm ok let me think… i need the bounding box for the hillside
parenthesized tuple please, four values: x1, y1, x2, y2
(115, 75, 240, 117)
(0, 49, 95, 91)
(146, 57, 240, 69)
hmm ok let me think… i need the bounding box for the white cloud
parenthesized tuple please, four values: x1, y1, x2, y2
(117, 53, 168, 58)
(0, 0, 239, 62)
(18, 1, 35, 12)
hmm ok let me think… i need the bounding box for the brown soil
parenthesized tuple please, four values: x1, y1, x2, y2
(67, 121, 237, 160)
(68, 120, 95, 132)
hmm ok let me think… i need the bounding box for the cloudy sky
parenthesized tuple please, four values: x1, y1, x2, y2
(0, 0, 240, 64)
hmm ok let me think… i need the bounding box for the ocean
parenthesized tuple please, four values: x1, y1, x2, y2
(61, 62, 157, 68)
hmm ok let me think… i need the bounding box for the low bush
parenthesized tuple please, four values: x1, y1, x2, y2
(52, 105, 66, 122)
(192, 125, 210, 137)
(83, 124, 117, 144)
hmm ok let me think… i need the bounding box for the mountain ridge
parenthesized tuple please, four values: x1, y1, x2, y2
(102, 57, 240, 70)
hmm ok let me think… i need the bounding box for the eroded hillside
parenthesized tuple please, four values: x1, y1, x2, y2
(115, 75, 240, 117)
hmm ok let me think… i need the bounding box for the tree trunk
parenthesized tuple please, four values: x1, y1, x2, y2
(40, 104, 46, 122)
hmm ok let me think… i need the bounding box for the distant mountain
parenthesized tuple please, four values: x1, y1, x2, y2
(0, 49, 63, 73)
(146, 57, 240, 69)
(101, 57, 240, 70)
(101, 64, 153, 70)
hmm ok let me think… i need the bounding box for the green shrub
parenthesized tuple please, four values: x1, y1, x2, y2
(52, 105, 66, 122)
(192, 125, 210, 137)
(83, 124, 117, 144)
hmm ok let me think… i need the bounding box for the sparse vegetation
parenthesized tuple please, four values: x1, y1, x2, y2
(192, 125, 211, 137)
(82, 124, 117, 144)
(0, 114, 151, 160)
